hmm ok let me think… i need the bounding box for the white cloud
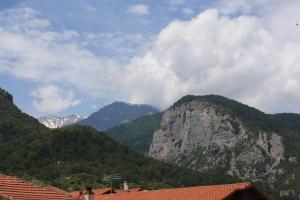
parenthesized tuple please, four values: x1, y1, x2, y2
(31, 85, 81, 113)
(2, 2, 300, 114)
(83, 32, 152, 61)
(127, 4, 150, 15)
(83, 4, 96, 11)
(123, 2, 300, 113)
(166, 0, 189, 11)
(0, 7, 123, 100)
(181, 8, 194, 15)
(216, 0, 279, 15)
(168, 0, 187, 6)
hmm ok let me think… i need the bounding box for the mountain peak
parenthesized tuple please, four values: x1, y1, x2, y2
(172, 94, 240, 108)
(38, 114, 84, 129)
(79, 101, 159, 131)
(0, 87, 13, 103)
(104, 101, 156, 109)
(105, 101, 135, 107)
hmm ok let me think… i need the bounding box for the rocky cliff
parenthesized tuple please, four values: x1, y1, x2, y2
(149, 95, 300, 199)
(1, 88, 239, 192)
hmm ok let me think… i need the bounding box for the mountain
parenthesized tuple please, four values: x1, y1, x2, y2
(78, 101, 159, 131)
(147, 95, 300, 199)
(104, 94, 300, 199)
(0, 88, 238, 192)
(107, 113, 163, 154)
(0, 88, 45, 136)
(38, 114, 85, 128)
(272, 113, 300, 130)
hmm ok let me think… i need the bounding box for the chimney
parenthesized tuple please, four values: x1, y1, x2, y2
(123, 181, 129, 192)
(84, 187, 94, 200)
(78, 191, 83, 199)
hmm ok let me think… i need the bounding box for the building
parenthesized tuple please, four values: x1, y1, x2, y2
(0, 173, 269, 200)
(0, 174, 79, 200)
(71, 182, 269, 200)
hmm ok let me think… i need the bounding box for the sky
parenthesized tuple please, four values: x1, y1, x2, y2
(0, 0, 300, 117)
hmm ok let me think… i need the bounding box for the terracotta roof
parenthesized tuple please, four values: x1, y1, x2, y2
(0, 174, 79, 200)
(70, 188, 142, 199)
(77, 182, 266, 200)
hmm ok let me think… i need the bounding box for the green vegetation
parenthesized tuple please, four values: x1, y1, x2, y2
(172, 95, 282, 133)
(3, 87, 300, 199)
(171, 95, 300, 199)
(0, 88, 239, 191)
(0, 88, 44, 138)
(173, 95, 300, 158)
(108, 95, 296, 155)
(108, 94, 300, 199)
(107, 113, 162, 154)
(105, 95, 300, 159)
(272, 113, 300, 130)
(78, 101, 159, 131)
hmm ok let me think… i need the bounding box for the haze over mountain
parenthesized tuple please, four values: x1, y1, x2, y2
(78, 101, 159, 131)
(38, 114, 85, 129)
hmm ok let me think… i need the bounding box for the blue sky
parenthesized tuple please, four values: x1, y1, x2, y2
(1, 0, 300, 117)
(0, 0, 211, 117)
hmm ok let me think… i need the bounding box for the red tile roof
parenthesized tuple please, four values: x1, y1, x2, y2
(0, 174, 79, 200)
(70, 188, 142, 199)
(72, 182, 268, 200)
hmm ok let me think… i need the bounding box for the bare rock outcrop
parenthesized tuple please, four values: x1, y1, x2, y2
(149, 100, 285, 185)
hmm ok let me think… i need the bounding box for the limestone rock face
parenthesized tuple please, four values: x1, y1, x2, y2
(149, 100, 285, 185)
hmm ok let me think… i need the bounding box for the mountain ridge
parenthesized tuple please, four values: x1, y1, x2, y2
(104, 94, 300, 199)
(79, 101, 159, 131)
(0, 87, 238, 192)
(38, 114, 85, 128)
(107, 113, 163, 154)
(149, 95, 300, 199)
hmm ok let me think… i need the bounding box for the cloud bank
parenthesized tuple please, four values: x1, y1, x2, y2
(31, 85, 80, 113)
(124, 1, 300, 112)
(0, 7, 123, 113)
(127, 4, 150, 16)
(1, 1, 300, 114)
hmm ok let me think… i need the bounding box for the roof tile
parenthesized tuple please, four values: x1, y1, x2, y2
(0, 174, 79, 200)
(71, 183, 261, 200)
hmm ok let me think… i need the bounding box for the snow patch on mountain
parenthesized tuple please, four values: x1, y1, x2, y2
(38, 114, 84, 128)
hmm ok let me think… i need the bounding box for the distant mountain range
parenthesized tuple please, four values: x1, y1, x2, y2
(5, 83, 300, 198)
(38, 115, 85, 128)
(0, 87, 236, 191)
(78, 101, 159, 131)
